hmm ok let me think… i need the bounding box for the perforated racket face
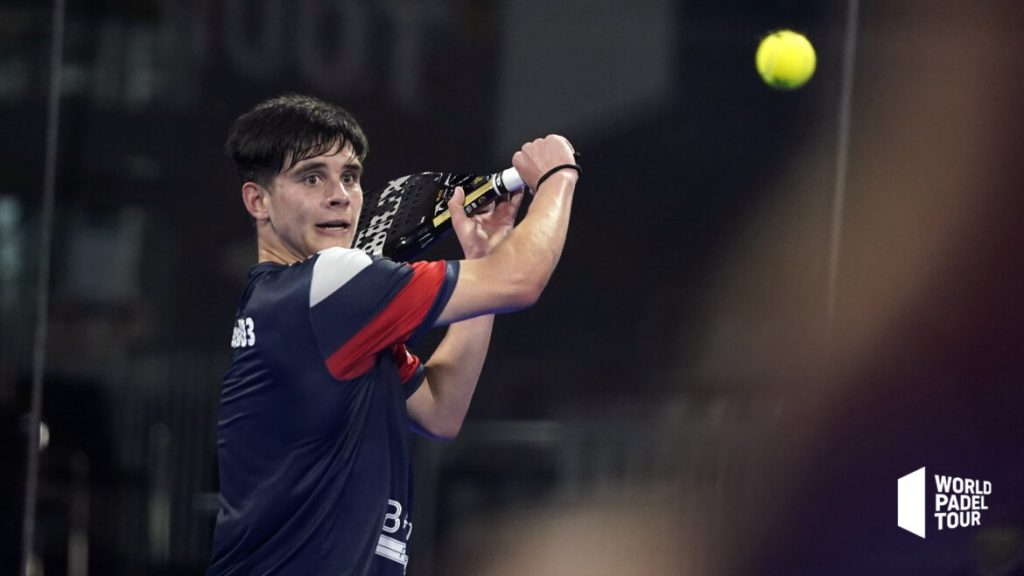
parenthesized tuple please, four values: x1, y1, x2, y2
(354, 171, 503, 259)
(354, 172, 444, 256)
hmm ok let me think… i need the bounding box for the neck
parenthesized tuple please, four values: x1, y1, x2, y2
(256, 227, 305, 265)
(258, 247, 295, 265)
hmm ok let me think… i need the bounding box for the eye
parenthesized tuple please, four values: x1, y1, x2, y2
(342, 172, 359, 185)
(303, 174, 323, 186)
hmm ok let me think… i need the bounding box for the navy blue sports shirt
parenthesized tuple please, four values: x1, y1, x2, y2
(208, 247, 459, 575)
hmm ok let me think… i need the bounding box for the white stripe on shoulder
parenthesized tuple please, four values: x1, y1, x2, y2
(310, 247, 373, 307)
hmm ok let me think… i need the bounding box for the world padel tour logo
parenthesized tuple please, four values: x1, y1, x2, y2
(897, 467, 993, 538)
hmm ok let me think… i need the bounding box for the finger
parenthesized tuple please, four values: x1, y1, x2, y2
(501, 189, 524, 214)
(488, 192, 522, 227)
(508, 189, 525, 212)
(448, 186, 469, 229)
(548, 134, 574, 153)
(512, 153, 539, 191)
(492, 195, 517, 220)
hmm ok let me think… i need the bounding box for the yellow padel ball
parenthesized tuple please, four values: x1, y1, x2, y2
(756, 29, 816, 90)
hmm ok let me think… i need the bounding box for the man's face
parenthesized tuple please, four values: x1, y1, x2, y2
(261, 141, 363, 260)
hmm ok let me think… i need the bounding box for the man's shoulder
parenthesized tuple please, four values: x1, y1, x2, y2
(241, 258, 319, 311)
(314, 246, 375, 266)
(309, 248, 381, 307)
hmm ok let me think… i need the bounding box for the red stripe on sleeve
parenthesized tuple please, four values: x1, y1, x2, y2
(325, 261, 445, 381)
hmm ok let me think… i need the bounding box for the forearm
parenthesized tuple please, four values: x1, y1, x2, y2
(490, 172, 576, 295)
(420, 314, 494, 438)
(438, 173, 576, 324)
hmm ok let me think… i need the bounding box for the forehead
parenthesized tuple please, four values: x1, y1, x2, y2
(283, 141, 361, 174)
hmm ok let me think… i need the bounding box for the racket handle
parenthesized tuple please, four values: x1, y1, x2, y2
(462, 168, 524, 215)
(496, 167, 524, 194)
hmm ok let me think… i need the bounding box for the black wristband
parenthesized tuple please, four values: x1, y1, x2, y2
(535, 163, 582, 191)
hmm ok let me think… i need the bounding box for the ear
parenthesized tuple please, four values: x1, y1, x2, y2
(241, 182, 270, 221)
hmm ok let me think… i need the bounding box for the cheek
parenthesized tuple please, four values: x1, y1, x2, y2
(270, 193, 313, 229)
(352, 191, 363, 217)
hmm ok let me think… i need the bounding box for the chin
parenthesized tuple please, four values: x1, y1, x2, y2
(319, 238, 353, 252)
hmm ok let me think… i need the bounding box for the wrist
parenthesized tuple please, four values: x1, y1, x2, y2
(544, 170, 579, 186)
(535, 163, 581, 192)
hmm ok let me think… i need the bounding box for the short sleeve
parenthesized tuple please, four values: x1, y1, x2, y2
(308, 247, 459, 381)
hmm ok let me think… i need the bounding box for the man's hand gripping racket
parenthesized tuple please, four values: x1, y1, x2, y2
(353, 137, 580, 261)
(353, 169, 524, 261)
(447, 185, 524, 260)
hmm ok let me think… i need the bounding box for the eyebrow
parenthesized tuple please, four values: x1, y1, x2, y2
(287, 159, 363, 176)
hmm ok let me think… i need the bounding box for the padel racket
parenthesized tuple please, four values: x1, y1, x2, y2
(354, 167, 524, 261)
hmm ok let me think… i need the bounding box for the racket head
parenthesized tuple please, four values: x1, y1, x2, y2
(354, 172, 444, 257)
(354, 171, 516, 260)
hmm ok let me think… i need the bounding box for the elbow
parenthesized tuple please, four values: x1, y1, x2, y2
(504, 271, 546, 311)
(412, 406, 464, 441)
(435, 423, 463, 442)
(508, 282, 542, 311)
(421, 419, 463, 442)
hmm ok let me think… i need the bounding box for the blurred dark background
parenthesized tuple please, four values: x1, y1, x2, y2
(2, 1, 1022, 575)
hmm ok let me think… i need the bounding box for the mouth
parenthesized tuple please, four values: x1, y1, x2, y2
(315, 220, 352, 234)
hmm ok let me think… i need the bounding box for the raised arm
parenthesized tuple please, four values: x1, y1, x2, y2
(434, 134, 579, 325)
(406, 134, 578, 439)
(406, 190, 522, 439)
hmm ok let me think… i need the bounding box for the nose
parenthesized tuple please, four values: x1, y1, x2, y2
(326, 179, 351, 208)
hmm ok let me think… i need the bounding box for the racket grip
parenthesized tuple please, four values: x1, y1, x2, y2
(497, 167, 524, 194)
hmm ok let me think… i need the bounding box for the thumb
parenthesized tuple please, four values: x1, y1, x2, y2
(448, 186, 468, 228)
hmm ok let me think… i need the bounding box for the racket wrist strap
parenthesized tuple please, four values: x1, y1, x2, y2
(535, 163, 582, 191)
